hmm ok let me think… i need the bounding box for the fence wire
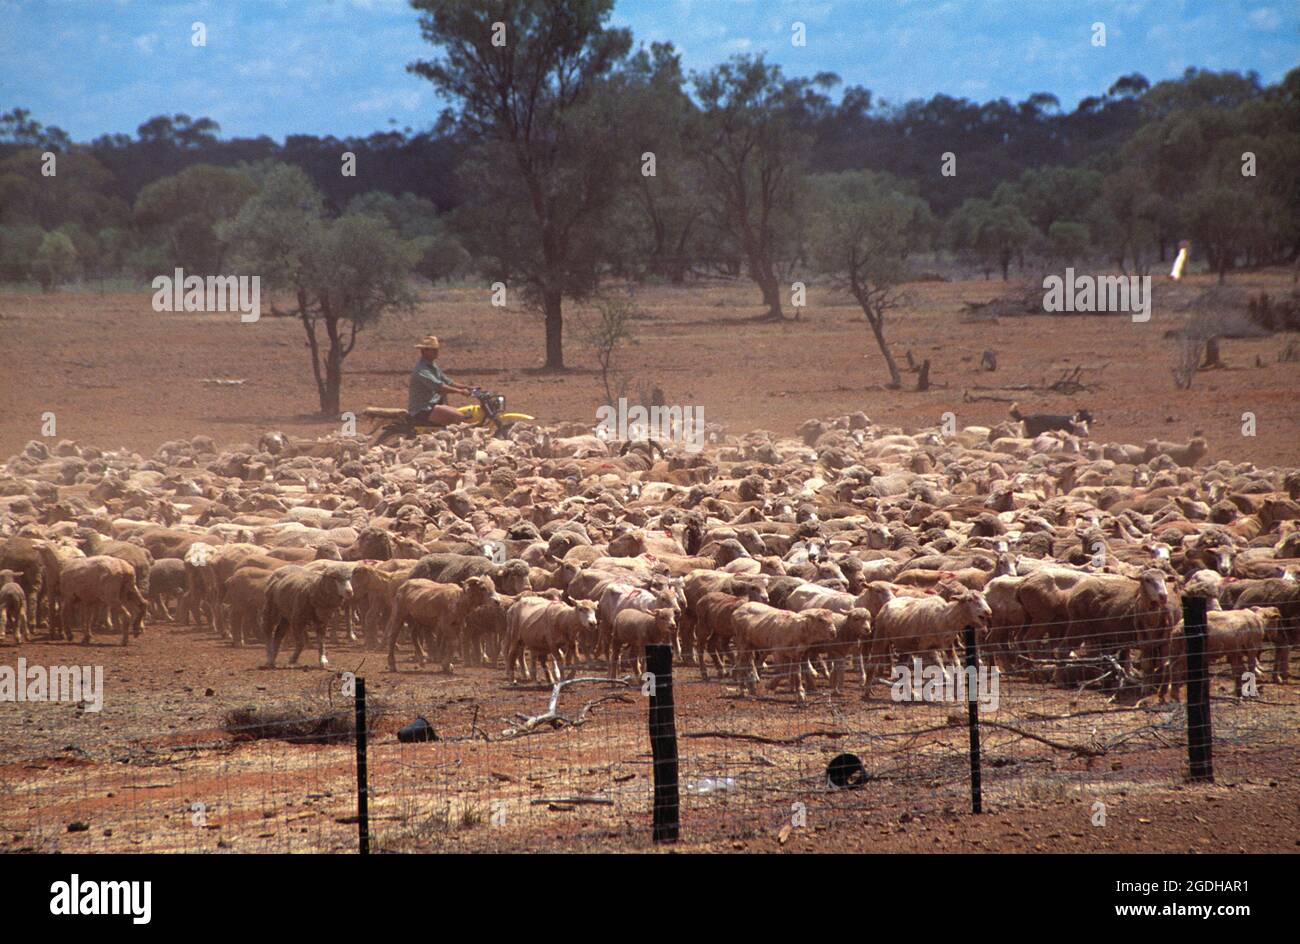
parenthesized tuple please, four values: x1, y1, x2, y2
(0, 609, 1294, 852)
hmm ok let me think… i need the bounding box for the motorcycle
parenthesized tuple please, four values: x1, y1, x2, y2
(362, 388, 534, 446)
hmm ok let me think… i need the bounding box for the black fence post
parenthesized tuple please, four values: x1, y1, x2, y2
(646, 643, 679, 843)
(354, 676, 370, 854)
(1184, 596, 1214, 783)
(964, 624, 983, 814)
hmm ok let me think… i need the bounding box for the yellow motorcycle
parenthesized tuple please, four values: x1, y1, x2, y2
(363, 388, 534, 445)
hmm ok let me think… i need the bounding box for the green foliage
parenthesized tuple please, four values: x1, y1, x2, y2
(223, 163, 416, 413)
(0, 224, 43, 282)
(31, 229, 78, 291)
(692, 55, 830, 317)
(946, 197, 1035, 279)
(808, 170, 932, 387)
(133, 163, 257, 274)
(409, 0, 633, 367)
(1046, 221, 1091, 263)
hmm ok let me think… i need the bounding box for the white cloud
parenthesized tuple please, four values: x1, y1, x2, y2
(1247, 7, 1282, 31)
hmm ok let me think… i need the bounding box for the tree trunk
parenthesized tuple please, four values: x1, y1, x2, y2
(866, 310, 902, 389)
(1000, 250, 1011, 281)
(320, 312, 343, 417)
(543, 288, 565, 370)
(760, 275, 784, 320)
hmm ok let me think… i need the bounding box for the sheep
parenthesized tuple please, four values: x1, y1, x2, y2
(408, 553, 531, 595)
(680, 569, 768, 664)
(59, 555, 147, 646)
(865, 586, 992, 697)
(693, 590, 756, 680)
(595, 582, 680, 663)
(384, 576, 495, 673)
(730, 603, 837, 705)
(503, 598, 599, 685)
(1064, 569, 1173, 694)
(0, 576, 29, 644)
(529, 559, 582, 594)
(224, 566, 276, 647)
(609, 607, 678, 679)
(0, 537, 45, 630)
(349, 561, 416, 650)
(1143, 436, 1208, 467)
(262, 565, 354, 668)
(1164, 606, 1280, 700)
(145, 557, 188, 621)
(1232, 577, 1300, 681)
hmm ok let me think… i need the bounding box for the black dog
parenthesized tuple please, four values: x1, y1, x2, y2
(1009, 402, 1094, 437)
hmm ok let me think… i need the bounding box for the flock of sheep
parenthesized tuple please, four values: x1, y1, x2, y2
(1, 412, 1298, 710)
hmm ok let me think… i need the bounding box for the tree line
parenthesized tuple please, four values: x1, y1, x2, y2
(2, 0, 1296, 405)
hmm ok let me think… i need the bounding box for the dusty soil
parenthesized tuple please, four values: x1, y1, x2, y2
(1, 626, 1297, 853)
(1, 272, 1297, 464)
(1, 272, 1297, 854)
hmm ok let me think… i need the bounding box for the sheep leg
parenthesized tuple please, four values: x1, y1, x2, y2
(440, 624, 455, 674)
(265, 618, 288, 668)
(287, 620, 308, 665)
(677, 613, 694, 665)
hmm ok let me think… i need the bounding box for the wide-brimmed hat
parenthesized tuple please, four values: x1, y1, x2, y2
(414, 334, 441, 351)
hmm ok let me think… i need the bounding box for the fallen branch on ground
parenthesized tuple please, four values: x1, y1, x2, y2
(500, 677, 634, 738)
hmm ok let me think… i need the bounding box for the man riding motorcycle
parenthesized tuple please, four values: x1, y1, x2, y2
(408, 335, 473, 426)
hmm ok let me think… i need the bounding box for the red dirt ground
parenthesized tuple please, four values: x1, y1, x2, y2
(1, 272, 1297, 464)
(1, 272, 1297, 853)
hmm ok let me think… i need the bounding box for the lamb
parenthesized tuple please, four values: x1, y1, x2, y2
(730, 603, 837, 705)
(0, 537, 45, 631)
(609, 607, 678, 679)
(0, 577, 28, 644)
(595, 581, 680, 663)
(503, 597, 599, 684)
(59, 555, 148, 646)
(383, 575, 495, 673)
(261, 565, 354, 668)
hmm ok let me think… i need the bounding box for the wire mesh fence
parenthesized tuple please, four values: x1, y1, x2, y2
(1, 600, 1294, 853)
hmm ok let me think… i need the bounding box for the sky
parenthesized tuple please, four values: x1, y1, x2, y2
(1, 0, 1296, 142)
